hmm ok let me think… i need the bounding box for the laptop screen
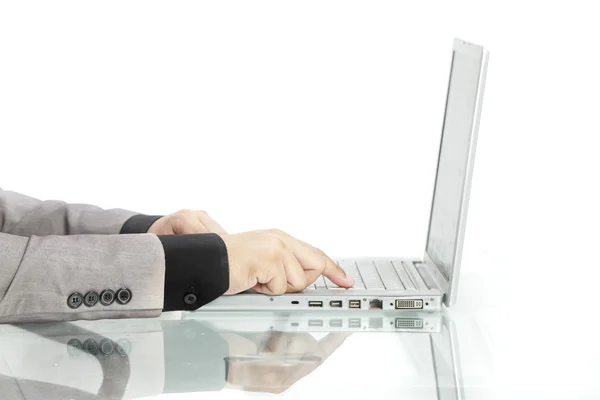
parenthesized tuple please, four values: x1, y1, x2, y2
(426, 40, 486, 291)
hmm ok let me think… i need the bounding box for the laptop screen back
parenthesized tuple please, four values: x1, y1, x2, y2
(425, 39, 487, 306)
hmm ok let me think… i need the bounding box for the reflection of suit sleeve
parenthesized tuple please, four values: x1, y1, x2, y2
(161, 320, 229, 393)
(0, 319, 230, 397)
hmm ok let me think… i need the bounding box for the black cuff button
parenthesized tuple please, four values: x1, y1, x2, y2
(116, 288, 132, 305)
(99, 339, 115, 356)
(84, 291, 99, 307)
(100, 289, 116, 306)
(116, 339, 132, 357)
(67, 293, 83, 309)
(83, 339, 98, 355)
(184, 293, 197, 305)
(67, 339, 83, 356)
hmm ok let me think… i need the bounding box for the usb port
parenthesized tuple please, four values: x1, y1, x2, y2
(329, 319, 343, 327)
(329, 300, 343, 308)
(309, 320, 323, 327)
(349, 318, 361, 328)
(308, 301, 323, 307)
(349, 300, 361, 309)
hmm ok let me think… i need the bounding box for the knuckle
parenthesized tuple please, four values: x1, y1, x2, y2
(268, 228, 285, 236)
(176, 209, 193, 217)
(269, 237, 286, 250)
(266, 249, 281, 262)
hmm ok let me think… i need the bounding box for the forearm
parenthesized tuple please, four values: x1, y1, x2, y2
(0, 231, 229, 324)
(0, 188, 138, 237)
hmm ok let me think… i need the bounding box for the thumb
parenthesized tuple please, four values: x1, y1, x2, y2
(174, 218, 209, 234)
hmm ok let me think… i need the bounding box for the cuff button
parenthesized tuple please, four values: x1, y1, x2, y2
(100, 289, 116, 306)
(116, 288, 132, 305)
(184, 293, 197, 305)
(83, 339, 99, 356)
(99, 339, 115, 356)
(67, 293, 83, 309)
(67, 339, 83, 356)
(84, 291, 99, 307)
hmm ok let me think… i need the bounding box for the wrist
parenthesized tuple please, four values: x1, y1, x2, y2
(120, 214, 163, 234)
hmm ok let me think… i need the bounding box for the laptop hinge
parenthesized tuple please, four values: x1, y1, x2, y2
(423, 252, 450, 295)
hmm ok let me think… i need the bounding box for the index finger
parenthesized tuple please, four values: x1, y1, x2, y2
(321, 254, 354, 288)
(272, 231, 353, 288)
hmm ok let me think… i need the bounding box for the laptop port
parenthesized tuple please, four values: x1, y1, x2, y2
(369, 299, 383, 309)
(349, 318, 361, 328)
(309, 320, 323, 327)
(395, 299, 423, 309)
(308, 301, 323, 307)
(329, 300, 343, 308)
(395, 318, 424, 329)
(369, 317, 383, 329)
(329, 319, 343, 327)
(349, 300, 361, 309)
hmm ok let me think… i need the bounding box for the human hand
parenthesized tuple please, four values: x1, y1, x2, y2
(224, 331, 351, 394)
(147, 209, 227, 235)
(221, 229, 354, 295)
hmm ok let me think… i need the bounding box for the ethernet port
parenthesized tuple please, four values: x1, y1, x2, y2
(369, 299, 383, 310)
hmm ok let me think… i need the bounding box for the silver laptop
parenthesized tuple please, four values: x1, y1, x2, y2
(205, 38, 489, 312)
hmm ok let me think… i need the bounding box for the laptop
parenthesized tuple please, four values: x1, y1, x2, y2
(205, 38, 489, 312)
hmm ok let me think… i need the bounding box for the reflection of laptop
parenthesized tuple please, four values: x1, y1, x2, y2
(189, 310, 443, 333)
(188, 311, 464, 399)
(206, 38, 488, 312)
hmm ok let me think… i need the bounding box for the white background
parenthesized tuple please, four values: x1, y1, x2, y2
(1, 1, 600, 398)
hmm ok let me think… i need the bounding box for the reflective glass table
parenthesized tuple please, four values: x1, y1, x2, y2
(1, 273, 598, 399)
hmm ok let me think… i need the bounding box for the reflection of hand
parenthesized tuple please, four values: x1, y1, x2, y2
(224, 331, 351, 394)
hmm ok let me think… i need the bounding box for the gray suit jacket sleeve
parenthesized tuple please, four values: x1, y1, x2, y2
(0, 188, 138, 236)
(0, 188, 166, 324)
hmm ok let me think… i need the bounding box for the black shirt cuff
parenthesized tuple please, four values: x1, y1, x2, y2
(158, 233, 230, 312)
(120, 214, 163, 234)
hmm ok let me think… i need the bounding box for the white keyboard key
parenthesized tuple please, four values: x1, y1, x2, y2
(315, 276, 327, 289)
(337, 260, 365, 289)
(374, 260, 405, 290)
(356, 260, 385, 290)
(324, 276, 340, 288)
(392, 260, 416, 290)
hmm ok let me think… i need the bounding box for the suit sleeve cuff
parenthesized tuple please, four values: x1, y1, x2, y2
(158, 233, 230, 312)
(120, 214, 163, 234)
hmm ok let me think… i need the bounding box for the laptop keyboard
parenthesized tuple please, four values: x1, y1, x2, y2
(305, 260, 419, 291)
